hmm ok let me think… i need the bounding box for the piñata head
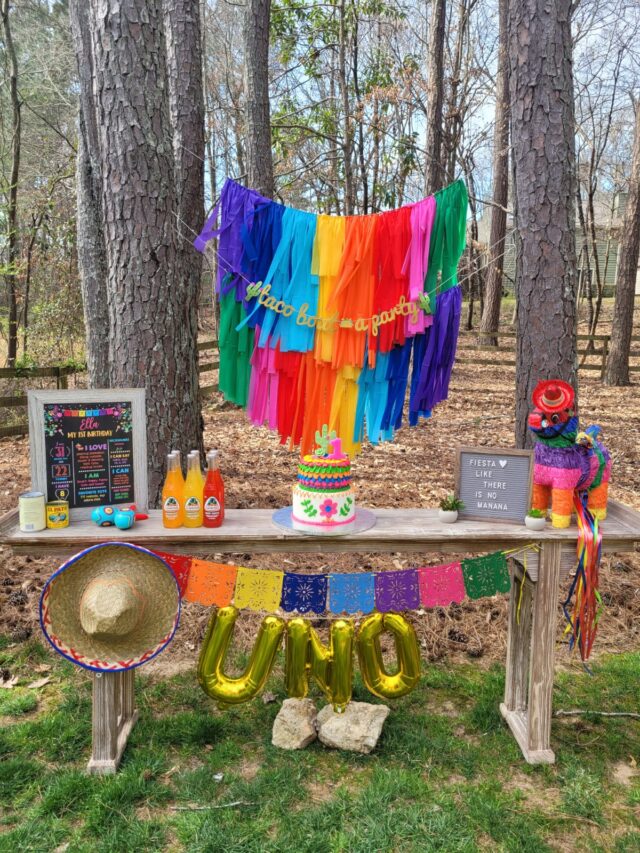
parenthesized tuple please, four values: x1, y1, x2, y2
(528, 379, 611, 529)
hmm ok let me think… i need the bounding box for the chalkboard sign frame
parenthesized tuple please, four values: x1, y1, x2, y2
(454, 446, 534, 525)
(27, 388, 147, 520)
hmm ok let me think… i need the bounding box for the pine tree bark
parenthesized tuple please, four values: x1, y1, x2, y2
(244, 0, 275, 197)
(425, 0, 446, 194)
(69, 0, 110, 386)
(1, 0, 21, 368)
(510, 0, 578, 447)
(164, 0, 205, 451)
(604, 100, 640, 386)
(87, 0, 203, 503)
(479, 0, 509, 345)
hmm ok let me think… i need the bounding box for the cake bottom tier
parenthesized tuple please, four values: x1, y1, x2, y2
(292, 486, 356, 534)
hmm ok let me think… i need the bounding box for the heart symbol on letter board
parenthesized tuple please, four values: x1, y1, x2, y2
(499, 459, 507, 468)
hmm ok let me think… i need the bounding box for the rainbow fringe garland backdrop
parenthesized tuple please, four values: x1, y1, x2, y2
(194, 178, 468, 456)
(152, 549, 512, 614)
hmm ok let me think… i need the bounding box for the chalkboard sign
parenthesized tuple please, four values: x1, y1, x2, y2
(28, 389, 147, 519)
(454, 446, 533, 525)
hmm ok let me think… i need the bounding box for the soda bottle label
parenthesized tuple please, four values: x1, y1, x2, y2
(185, 496, 201, 518)
(204, 496, 220, 521)
(164, 496, 180, 519)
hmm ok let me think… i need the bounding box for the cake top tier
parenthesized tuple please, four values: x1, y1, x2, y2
(297, 453, 351, 492)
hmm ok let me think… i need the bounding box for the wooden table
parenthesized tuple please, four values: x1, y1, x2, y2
(2, 500, 639, 769)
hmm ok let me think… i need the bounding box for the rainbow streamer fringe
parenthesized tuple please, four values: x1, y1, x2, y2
(562, 492, 603, 662)
(195, 178, 468, 455)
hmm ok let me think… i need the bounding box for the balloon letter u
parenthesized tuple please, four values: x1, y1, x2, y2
(197, 606, 285, 705)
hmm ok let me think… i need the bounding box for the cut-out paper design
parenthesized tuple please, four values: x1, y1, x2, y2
(281, 573, 328, 614)
(375, 569, 420, 612)
(328, 572, 376, 614)
(418, 562, 465, 607)
(183, 560, 237, 607)
(234, 566, 284, 612)
(152, 550, 192, 597)
(461, 552, 510, 599)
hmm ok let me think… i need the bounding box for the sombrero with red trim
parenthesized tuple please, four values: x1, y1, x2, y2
(532, 380, 575, 414)
(39, 542, 180, 673)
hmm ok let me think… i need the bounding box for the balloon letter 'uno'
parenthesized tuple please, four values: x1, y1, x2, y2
(197, 606, 285, 705)
(285, 618, 354, 712)
(357, 613, 421, 700)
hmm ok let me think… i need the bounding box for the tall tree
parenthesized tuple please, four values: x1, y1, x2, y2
(510, 0, 578, 447)
(479, 0, 509, 345)
(85, 0, 203, 502)
(69, 0, 110, 386)
(605, 98, 640, 386)
(1, 0, 21, 367)
(424, 0, 446, 193)
(244, 0, 275, 197)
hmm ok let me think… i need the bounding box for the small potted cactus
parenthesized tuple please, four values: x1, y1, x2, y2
(525, 508, 547, 531)
(438, 495, 465, 523)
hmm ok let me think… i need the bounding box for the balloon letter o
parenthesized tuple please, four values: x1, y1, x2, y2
(357, 612, 421, 700)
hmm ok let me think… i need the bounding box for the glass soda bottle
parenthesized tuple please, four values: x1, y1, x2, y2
(162, 453, 184, 528)
(203, 450, 225, 528)
(183, 452, 204, 527)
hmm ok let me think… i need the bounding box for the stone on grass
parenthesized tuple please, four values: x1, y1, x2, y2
(316, 701, 390, 754)
(272, 698, 318, 750)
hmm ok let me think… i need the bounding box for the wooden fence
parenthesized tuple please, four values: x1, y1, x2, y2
(456, 330, 640, 378)
(0, 340, 219, 438)
(2, 332, 637, 438)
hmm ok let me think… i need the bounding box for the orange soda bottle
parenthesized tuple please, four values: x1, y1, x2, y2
(203, 450, 225, 528)
(162, 452, 184, 528)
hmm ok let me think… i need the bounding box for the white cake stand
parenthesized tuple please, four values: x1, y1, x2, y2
(272, 506, 377, 536)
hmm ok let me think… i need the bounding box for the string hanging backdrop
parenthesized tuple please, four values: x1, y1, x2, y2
(194, 178, 468, 455)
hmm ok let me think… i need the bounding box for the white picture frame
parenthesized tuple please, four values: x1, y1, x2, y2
(27, 388, 147, 519)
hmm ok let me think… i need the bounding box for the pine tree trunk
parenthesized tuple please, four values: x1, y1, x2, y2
(604, 101, 640, 386)
(69, 0, 110, 386)
(510, 0, 578, 447)
(164, 0, 205, 452)
(244, 0, 274, 198)
(1, 0, 20, 368)
(479, 0, 509, 345)
(425, 0, 446, 194)
(88, 0, 203, 504)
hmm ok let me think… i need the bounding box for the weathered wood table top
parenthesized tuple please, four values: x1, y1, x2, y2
(1, 500, 639, 558)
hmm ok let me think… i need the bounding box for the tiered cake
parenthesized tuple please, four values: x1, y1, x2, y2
(292, 434, 355, 535)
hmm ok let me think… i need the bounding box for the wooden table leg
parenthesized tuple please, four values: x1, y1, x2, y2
(87, 670, 139, 775)
(501, 541, 561, 764)
(502, 560, 533, 714)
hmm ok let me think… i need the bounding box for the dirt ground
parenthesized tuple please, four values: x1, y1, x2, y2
(1, 330, 639, 673)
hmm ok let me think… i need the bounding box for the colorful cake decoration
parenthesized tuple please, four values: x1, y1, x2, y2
(291, 426, 357, 535)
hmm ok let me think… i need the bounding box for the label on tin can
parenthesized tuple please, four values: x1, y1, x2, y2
(19, 491, 46, 532)
(46, 500, 69, 529)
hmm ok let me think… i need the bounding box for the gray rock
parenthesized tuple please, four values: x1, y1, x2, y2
(271, 698, 318, 750)
(316, 701, 390, 754)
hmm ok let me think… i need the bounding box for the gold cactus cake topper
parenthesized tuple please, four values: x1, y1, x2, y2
(314, 424, 337, 457)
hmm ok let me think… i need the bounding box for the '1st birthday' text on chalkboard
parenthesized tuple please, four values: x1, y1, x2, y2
(44, 402, 135, 508)
(455, 446, 533, 524)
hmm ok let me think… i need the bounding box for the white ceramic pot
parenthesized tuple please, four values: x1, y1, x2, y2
(438, 509, 459, 524)
(525, 515, 546, 531)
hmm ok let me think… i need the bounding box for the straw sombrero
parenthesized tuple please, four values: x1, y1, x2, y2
(40, 543, 180, 672)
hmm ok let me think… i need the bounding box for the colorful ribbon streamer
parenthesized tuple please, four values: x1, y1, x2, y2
(195, 178, 468, 455)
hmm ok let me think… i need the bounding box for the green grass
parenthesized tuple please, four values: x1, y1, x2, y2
(0, 639, 638, 852)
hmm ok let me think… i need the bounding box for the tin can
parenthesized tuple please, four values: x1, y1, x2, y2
(19, 491, 46, 532)
(46, 500, 69, 529)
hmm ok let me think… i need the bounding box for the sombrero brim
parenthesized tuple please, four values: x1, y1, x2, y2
(532, 380, 574, 413)
(40, 543, 180, 673)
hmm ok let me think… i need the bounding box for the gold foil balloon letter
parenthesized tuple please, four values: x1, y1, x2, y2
(357, 613, 421, 700)
(285, 617, 354, 711)
(198, 606, 285, 705)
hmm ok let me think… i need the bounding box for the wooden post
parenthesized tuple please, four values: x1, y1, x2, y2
(87, 670, 139, 775)
(503, 560, 533, 713)
(600, 336, 609, 381)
